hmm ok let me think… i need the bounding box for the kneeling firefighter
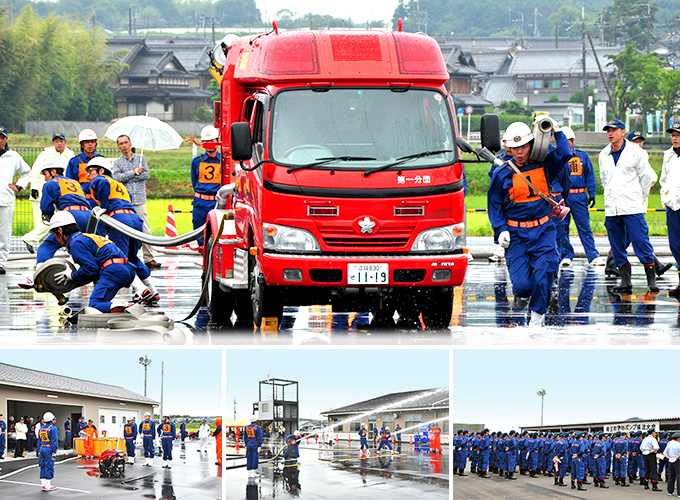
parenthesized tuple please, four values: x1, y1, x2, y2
(487, 116, 572, 327)
(50, 211, 136, 313)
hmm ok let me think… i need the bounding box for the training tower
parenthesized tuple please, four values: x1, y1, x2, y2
(256, 378, 299, 434)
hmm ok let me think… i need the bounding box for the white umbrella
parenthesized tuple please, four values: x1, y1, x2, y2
(104, 115, 183, 153)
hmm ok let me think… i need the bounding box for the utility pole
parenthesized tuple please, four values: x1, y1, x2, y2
(160, 361, 164, 421)
(582, 4, 589, 131)
(139, 355, 151, 397)
(128, 6, 132, 36)
(234, 398, 237, 420)
(537, 388, 547, 427)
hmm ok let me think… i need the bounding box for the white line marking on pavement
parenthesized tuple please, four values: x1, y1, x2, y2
(0, 478, 91, 494)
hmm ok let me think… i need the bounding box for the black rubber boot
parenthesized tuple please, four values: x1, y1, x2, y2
(655, 255, 673, 277)
(582, 478, 591, 485)
(613, 264, 633, 294)
(600, 479, 609, 488)
(621, 477, 630, 487)
(670, 273, 680, 300)
(571, 479, 576, 489)
(578, 480, 587, 491)
(508, 472, 516, 480)
(605, 252, 620, 278)
(554, 476, 559, 485)
(559, 477, 567, 487)
(653, 482, 662, 491)
(645, 266, 659, 293)
(458, 470, 467, 476)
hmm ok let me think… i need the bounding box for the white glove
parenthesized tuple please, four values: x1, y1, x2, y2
(498, 231, 511, 249)
(91, 206, 106, 218)
(54, 267, 73, 285)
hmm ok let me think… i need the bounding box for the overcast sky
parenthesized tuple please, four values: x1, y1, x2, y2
(0, 349, 221, 416)
(227, 348, 449, 420)
(255, 0, 399, 26)
(453, 349, 680, 431)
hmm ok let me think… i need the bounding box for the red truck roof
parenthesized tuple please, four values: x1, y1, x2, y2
(229, 30, 449, 86)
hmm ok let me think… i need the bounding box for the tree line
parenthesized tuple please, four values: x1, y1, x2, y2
(0, 7, 125, 130)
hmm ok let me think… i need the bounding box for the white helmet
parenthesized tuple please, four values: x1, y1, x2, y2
(78, 129, 98, 142)
(84, 156, 112, 176)
(50, 211, 77, 230)
(43, 411, 56, 421)
(561, 126, 575, 141)
(294, 430, 301, 436)
(385, 426, 390, 430)
(144, 412, 151, 417)
(200, 125, 219, 142)
(40, 161, 65, 175)
(504, 122, 533, 147)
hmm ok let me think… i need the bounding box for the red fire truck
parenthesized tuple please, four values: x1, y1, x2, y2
(202, 24, 497, 329)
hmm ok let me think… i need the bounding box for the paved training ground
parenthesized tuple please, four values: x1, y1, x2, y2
(0, 439, 220, 499)
(226, 438, 448, 499)
(2, 236, 680, 344)
(453, 470, 677, 499)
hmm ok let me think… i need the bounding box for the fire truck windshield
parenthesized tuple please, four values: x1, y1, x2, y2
(271, 88, 456, 168)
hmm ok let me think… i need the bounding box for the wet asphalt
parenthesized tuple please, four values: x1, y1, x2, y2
(0, 439, 221, 499)
(1, 238, 679, 345)
(226, 438, 448, 500)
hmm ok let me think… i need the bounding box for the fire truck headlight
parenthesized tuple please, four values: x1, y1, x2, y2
(263, 223, 321, 253)
(410, 223, 465, 252)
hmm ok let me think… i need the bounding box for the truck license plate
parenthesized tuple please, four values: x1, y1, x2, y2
(347, 263, 389, 285)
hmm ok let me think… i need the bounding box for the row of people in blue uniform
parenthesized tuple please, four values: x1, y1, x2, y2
(453, 428, 677, 492)
(124, 412, 177, 468)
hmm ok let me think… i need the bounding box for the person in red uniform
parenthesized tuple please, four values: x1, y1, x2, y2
(81, 419, 98, 459)
(213, 418, 222, 466)
(431, 424, 442, 454)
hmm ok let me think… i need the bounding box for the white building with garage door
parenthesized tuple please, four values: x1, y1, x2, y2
(0, 363, 157, 444)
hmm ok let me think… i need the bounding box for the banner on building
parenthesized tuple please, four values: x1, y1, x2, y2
(595, 102, 607, 131)
(603, 421, 659, 433)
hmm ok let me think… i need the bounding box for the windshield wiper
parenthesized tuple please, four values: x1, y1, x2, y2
(286, 156, 376, 173)
(363, 150, 453, 177)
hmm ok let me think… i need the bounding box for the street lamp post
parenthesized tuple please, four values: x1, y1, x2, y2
(537, 388, 547, 427)
(139, 355, 151, 397)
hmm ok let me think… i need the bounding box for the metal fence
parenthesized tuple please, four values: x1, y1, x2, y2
(9, 147, 120, 245)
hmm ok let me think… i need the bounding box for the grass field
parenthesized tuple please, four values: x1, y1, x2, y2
(8, 137, 672, 238)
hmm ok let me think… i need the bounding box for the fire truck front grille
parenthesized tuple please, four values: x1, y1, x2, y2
(322, 237, 410, 248)
(317, 221, 415, 250)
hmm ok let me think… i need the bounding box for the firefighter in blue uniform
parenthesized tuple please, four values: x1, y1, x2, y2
(283, 430, 301, 460)
(459, 430, 470, 476)
(506, 430, 518, 480)
(157, 416, 176, 468)
(38, 411, 58, 492)
(395, 424, 402, 444)
(558, 126, 605, 266)
(553, 433, 569, 487)
(50, 211, 136, 313)
(592, 433, 609, 488)
(85, 157, 159, 305)
(518, 430, 528, 475)
(139, 412, 156, 467)
(35, 161, 102, 265)
(0, 413, 5, 459)
(613, 431, 631, 486)
(377, 426, 394, 454)
(358, 424, 369, 455)
(478, 429, 491, 477)
(569, 432, 587, 490)
(191, 125, 221, 247)
(629, 429, 645, 484)
(527, 432, 540, 477)
(124, 417, 138, 465)
(65, 129, 102, 208)
(75, 417, 87, 441)
(180, 421, 187, 442)
(658, 432, 670, 481)
(63, 418, 71, 450)
(487, 120, 571, 327)
(245, 418, 263, 478)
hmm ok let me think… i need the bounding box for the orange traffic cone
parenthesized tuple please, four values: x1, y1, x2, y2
(165, 204, 179, 250)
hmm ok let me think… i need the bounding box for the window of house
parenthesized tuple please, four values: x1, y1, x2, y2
(112, 416, 116, 424)
(350, 422, 361, 432)
(164, 104, 170, 112)
(405, 414, 421, 427)
(129, 77, 148, 85)
(100, 416, 105, 424)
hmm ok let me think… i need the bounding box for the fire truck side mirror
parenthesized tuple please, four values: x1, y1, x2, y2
(231, 122, 253, 161)
(480, 114, 501, 154)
